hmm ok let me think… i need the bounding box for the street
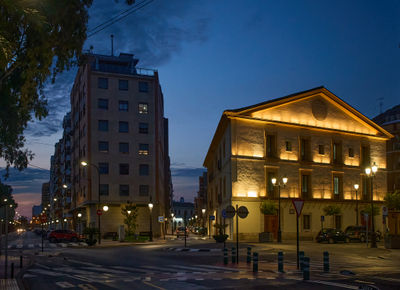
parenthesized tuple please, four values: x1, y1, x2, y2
(1, 232, 399, 289)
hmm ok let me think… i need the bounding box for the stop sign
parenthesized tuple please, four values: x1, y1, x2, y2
(97, 209, 102, 216)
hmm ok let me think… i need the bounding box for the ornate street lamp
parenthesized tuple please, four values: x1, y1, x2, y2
(365, 162, 378, 248)
(148, 202, 153, 242)
(354, 184, 359, 226)
(271, 176, 288, 243)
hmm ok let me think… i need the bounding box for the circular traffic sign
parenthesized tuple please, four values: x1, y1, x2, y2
(225, 205, 236, 218)
(237, 206, 249, 219)
(97, 209, 102, 216)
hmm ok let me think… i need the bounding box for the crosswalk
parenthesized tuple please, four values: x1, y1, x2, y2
(6, 242, 87, 250)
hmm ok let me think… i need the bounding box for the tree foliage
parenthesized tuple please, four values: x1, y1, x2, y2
(260, 200, 277, 215)
(121, 203, 138, 236)
(323, 205, 341, 216)
(0, 0, 134, 174)
(384, 191, 400, 211)
(361, 204, 380, 217)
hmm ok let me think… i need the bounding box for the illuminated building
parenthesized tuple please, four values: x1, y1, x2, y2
(204, 87, 393, 240)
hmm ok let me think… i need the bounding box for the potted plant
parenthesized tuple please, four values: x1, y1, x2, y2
(212, 223, 228, 243)
(83, 227, 98, 246)
(259, 200, 277, 242)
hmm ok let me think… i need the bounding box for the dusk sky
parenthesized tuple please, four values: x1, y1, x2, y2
(1, 0, 399, 218)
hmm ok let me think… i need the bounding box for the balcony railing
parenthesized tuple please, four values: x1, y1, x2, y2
(91, 62, 156, 76)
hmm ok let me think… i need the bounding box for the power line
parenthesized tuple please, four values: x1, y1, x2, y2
(87, 0, 154, 38)
(28, 164, 50, 171)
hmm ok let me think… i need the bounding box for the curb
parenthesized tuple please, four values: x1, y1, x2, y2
(164, 247, 222, 252)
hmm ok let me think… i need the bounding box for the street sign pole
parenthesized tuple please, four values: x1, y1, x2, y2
(41, 222, 44, 252)
(292, 199, 304, 270)
(236, 204, 239, 264)
(296, 214, 299, 269)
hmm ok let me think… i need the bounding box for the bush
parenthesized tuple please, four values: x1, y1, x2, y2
(323, 205, 341, 216)
(384, 191, 400, 211)
(260, 200, 277, 215)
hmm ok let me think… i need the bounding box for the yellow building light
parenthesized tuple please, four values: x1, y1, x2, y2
(247, 191, 258, 198)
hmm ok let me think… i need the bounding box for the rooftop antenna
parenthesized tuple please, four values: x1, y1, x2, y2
(377, 97, 384, 114)
(111, 34, 114, 56)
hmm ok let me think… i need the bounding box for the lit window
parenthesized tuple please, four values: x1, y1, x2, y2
(139, 144, 149, 155)
(138, 103, 148, 114)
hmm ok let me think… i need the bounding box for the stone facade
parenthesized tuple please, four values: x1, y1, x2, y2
(204, 87, 392, 241)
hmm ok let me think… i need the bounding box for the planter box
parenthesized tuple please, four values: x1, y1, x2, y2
(384, 235, 400, 249)
(259, 232, 273, 243)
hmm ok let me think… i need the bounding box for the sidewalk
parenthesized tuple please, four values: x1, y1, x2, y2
(0, 255, 24, 290)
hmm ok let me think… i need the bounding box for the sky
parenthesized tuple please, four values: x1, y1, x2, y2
(1, 0, 399, 218)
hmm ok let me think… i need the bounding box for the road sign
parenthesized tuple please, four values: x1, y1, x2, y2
(222, 209, 227, 218)
(97, 209, 102, 216)
(225, 205, 236, 218)
(158, 216, 164, 223)
(292, 199, 304, 217)
(382, 206, 388, 216)
(209, 215, 215, 220)
(237, 206, 249, 219)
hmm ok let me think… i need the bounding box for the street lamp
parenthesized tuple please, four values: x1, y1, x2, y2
(77, 213, 82, 235)
(171, 213, 174, 234)
(271, 176, 288, 243)
(81, 161, 102, 244)
(202, 208, 206, 236)
(148, 202, 153, 242)
(354, 184, 359, 226)
(127, 210, 132, 215)
(103, 205, 109, 212)
(365, 162, 378, 248)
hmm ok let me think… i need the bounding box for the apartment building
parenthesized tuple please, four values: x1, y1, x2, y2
(70, 52, 171, 237)
(204, 87, 392, 241)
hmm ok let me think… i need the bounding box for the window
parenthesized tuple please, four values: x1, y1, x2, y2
(349, 147, 354, 158)
(99, 163, 109, 174)
(98, 77, 108, 89)
(333, 177, 340, 195)
(303, 215, 311, 230)
(333, 174, 343, 199)
(266, 134, 276, 158)
(139, 122, 148, 134)
(119, 79, 128, 91)
(139, 164, 149, 176)
(138, 103, 148, 114)
(98, 98, 108, 110)
(119, 163, 129, 175)
(98, 141, 109, 152)
(119, 142, 129, 154)
(139, 143, 149, 155)
(139, 81, 149, 92)
(119, 101, 128, 112)
(99, 184, 109, 196)
(300, 138, 310, 161)
(332, 142, 342, 164)
(139, 185, 149, 196)
(285, 141, 292, 152)
(318, 145, 325, 155)
(119, 184, 129, 196)
(267, 172, 275, 198)
(361, 145, 370, 167)
(119, 121, 129, 133)
(301, 174, 311, 199)
(98, 120, 108, 132)
(335, 215, 342, 230)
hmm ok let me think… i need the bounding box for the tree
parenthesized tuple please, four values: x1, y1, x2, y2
(121, 203, 138, 236)
(323, 205, 341, 227)
(260, 200, 277, 215)
(0, 0, 134, 175)
(384, 191, 400, 211)
(361, 204, 380, 217)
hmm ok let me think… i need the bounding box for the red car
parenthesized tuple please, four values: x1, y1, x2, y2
(47, 230, 79, 243)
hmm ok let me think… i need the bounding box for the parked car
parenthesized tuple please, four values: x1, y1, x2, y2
(47, 230, 79, 243)
(316, 228, 347, 243)
(176, 227, 189, 237)
(344, 226, 382, 242)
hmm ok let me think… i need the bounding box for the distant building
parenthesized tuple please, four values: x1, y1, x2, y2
(373, 105, 400, 193)
(41, 182, 50, 209)
(172, 197, 194, 227)
(194, 171, 207, 217)
(32, 205, 42, 217)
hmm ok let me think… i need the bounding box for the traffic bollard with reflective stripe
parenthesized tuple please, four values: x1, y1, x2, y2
(278, 252, 284, 273)
(303, 257, 310, 280)
(253, 252, 258, 273)
(299, 251, 305, 271)
(224, 248, 228, 265)
(323, 251, 329, 273)
(247, 247, 252, 264)
(232, 247, 236, 264)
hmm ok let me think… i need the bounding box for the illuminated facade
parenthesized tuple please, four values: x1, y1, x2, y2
(204, 87, 393, 240)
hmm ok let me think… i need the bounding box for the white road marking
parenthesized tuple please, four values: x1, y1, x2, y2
(308, 280, 359, 289)
(80, 266, 129, 274)
(67, 259, 102, 267)
(55, 281, 75, 288)
(111, 266, 154, 274)
(197, 264, 241, 272)
(167, 264, 217, 272)
(28, 268, 66, 276)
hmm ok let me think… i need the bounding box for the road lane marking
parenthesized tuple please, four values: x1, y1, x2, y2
(142, 281, 166, 290)
(55, 281, 75, 288)
(308, 280, 359, 289)
(78, 284, 98, 290)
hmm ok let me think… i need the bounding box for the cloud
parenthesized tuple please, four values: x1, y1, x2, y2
(13, 193, 42, 218)
(171, 167, 205, 177)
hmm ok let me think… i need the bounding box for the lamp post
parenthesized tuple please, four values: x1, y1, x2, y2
(354, 184, 359, 226)
(81, 161, 102, 244)
(148, 202, 153, 242)
(202, 208, 206, 236)
(365, 162, 378, 248)
(271, 176, 288, 243)
(171, 213, 174, 234)
(77, 213, 82, 235)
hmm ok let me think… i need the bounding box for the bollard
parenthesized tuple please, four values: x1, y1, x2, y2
(247, 247, 252, 264)
(323, 251, 329, 273)
(303, 257, 310, 280)
(253, 252, 258, 273)
(224, 248, 228, 265)
(278, 251, 284, 273)
(231, 247, 236, 264)
(20, 255, 23, 268)
(11, 262, 14, 279)
(299, 251, 305, 271)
